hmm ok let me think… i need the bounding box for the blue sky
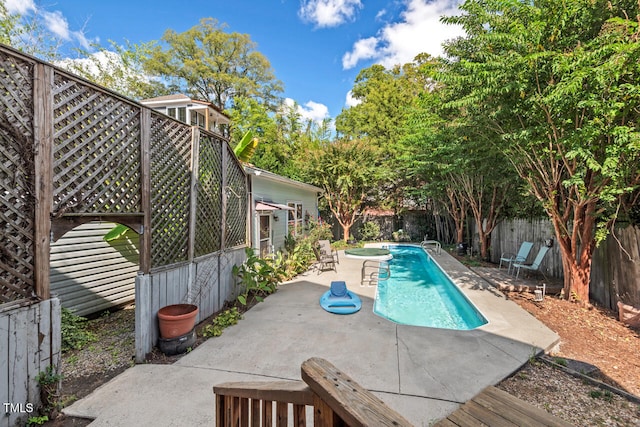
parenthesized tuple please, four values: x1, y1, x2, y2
(4, 0, 464, 122)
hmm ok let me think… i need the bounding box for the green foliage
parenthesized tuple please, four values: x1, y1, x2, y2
(0, 2, 63, 61)
(439, 0, 640, 301)
(553, 357, 568, 367)
(295, 138, 382, 241)
(35, 365, 62, 386)
(201, 308, 242, 338)
(143, 18, 283, 109)
(60, 41, 169, 100)
(36, 366, 62, 415)
(589, 389, 614, 403)
(61, 308, 97, 353)
(359, 222, 380, 241)
(232, 248, 281, 305)
(27, 416, 49, 426)
(103, 224, 130, 242)
(392, 229, 411, 242)
(233, 130, 259, 163)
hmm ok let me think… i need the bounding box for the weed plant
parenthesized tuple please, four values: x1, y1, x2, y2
(61, 308, 97, 352)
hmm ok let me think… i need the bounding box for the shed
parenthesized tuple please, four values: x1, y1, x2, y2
(50, 221, 139, 316)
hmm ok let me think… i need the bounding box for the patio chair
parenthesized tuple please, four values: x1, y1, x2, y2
(313, 245, 337, 273)
(499, 241, 533, 274)
(318, 239, 339, 264)
(513, 246, 550, 279)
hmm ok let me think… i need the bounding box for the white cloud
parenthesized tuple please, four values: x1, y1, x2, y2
(42, 10, 70, 40)
(345, 90, 361, 107)
(4, 0, 35, 15)
(42, 10, 92, 49)
(284, 98, 330, 124)
(342, 36, 378, 69)
(299, 0, 363, 28)
(342, 0, 464, 70)
(4, 0, 93, 50)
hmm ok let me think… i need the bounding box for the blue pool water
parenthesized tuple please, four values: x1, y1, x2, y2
(373, 245, 488, 330)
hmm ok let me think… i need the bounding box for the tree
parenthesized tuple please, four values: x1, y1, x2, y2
(58, 42, 169, 100)
(0, 3, 64, 61)
(443, 0, 640, 303)
(336, 59, 431, 213)
(144, 18, 283, 110)
(297, 139, 381, 242)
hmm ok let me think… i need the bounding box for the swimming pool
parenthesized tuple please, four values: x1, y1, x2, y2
(373, 245, 488, 330)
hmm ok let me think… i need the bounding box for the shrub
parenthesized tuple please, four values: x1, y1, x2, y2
(359, 222, 380, 241)
(233, 248, 281, 305)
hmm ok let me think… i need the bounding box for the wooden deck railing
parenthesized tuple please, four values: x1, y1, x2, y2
(213, 357, 413, 427)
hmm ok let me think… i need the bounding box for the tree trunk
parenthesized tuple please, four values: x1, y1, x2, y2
(549, 201, 597, 304)
(445, 188, 467, 244)
(342, 223, 351, 242)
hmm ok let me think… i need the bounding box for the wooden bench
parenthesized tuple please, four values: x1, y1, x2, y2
(434, 386, 574, 427)
(214, 357, 413, 426)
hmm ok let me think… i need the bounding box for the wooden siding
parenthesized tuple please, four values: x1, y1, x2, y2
(251, 177, 319, 252)
(50, 222, 139, 317)
(0, 299, 61, 427)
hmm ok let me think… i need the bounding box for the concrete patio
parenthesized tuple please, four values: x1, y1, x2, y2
(63, 246, 560, 426)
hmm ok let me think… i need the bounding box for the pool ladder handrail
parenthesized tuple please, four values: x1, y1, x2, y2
(361, 260, 390, 287)
(421, 240, 441, 255)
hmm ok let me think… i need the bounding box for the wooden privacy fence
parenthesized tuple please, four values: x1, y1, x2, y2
(488, 219, 640, 311)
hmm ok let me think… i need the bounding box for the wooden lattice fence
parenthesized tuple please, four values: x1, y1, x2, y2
(0, 51, 36, 305)
(0, 43, 249, 306)
(1, 43, 250, 413)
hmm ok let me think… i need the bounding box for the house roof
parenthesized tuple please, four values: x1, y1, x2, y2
(244, 166, 322, 193)
(140, 94, 230, 123)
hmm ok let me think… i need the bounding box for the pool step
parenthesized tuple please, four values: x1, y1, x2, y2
(361, 260, 390, 287)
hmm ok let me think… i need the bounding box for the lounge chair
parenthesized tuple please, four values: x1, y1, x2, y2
(499, 241, 533, 274)
(318, 239, 339, 264)
(513, 246, 550, 279)
(313, 245, 337, 273)
(319, 281, 362, 314)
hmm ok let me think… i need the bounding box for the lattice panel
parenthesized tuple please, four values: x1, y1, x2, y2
(52, 73, 141, 215)
(194, 135, 223, 257)
(0, 51, 35, 302)
(224, 146, 248, 248)
(149, 113, 192, 267)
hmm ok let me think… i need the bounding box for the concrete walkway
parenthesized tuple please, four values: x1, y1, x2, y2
(64, 247, 559, 426)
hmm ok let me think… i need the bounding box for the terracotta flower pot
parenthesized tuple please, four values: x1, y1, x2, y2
(157, 304, 199, 339)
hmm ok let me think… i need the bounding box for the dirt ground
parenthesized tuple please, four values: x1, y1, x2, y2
(44, 266, 640, 426)
(506, 291, 640, 397)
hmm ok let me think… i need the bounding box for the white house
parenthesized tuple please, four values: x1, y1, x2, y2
(140, 94, 230, 136)
(245, 166, 322, 256)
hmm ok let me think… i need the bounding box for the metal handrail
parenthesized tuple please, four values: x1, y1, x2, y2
(361, 260, 390, 287)
(421, 240, 441, 255)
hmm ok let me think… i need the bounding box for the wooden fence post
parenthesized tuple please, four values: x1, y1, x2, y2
(221, 141, 228, 250)
(33, 63, 53, 300)
(140, 108, 151, 274)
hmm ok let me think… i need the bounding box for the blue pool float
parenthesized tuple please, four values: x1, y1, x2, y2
(320, 281, 362, 315)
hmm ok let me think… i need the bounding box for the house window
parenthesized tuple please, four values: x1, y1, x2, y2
(190, 111, 206, 129)
(288, 202, 303, 236)
(167, 107, 187, 123)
